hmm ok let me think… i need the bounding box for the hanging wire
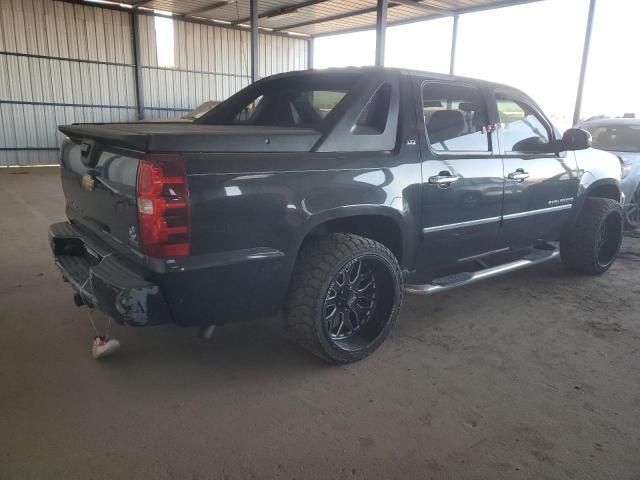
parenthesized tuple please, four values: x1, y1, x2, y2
(79, 254, 113, 339)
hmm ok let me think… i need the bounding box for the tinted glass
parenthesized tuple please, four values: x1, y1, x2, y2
(422, 82, 490, 152)
(353, 83, 391, 135)
(232, 90, 346, 127)
(199, 72, 361, 128)
(234, 95, 263, 122)
(584, 124, 640, 153)
(497, 96, 550, 152)
(306, 91, 347, 119)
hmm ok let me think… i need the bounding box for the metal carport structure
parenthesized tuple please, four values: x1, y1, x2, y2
(0, 0, 598, 166)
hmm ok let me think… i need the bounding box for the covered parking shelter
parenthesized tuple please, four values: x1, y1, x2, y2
(1, 0, 598, 166)
(1, 1, 639, 479)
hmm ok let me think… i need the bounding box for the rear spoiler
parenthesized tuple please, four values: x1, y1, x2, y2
(58, 123, 323, 153)
(59, 124, 149, 152)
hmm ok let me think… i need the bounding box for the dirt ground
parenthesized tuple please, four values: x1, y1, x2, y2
(1, 167, 639, 480)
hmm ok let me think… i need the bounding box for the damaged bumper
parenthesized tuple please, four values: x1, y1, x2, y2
(49, 222, 172, 326)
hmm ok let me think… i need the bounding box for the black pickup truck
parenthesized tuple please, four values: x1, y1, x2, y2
(50, 68, 624, 363)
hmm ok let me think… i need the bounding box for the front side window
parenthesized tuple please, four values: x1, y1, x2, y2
(422, 82, 490, 153)
(497, 96, 551, 152)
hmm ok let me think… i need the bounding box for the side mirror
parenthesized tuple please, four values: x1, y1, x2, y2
(562, 128, 592, 151)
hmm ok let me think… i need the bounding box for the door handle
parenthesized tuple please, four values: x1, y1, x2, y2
(508, 169, 530, 182)
(429, 174, 460, 185)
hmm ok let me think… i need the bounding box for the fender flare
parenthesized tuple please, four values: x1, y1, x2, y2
(288, 205, 413, 267)
(567, 178, 622, 228)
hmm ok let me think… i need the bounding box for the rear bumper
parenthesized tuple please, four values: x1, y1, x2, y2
(49, 222, 292, 327)
(49, 222, 172, 326)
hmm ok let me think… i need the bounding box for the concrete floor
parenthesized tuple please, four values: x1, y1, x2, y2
(1, 167, 639, 480)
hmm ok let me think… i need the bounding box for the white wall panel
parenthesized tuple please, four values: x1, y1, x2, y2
(1, 0, 308, 166)
(138, 16, 308, 119)
(0, 0, 136, 165)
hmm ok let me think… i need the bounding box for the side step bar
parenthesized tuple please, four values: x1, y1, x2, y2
(404, 247, 559, 295)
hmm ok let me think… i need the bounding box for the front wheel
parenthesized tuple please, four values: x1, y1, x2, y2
(284, 233, 403, 363)
(561, 197, 623, 275)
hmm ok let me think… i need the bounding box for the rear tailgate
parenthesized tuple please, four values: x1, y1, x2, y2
(57, 120, 322, 261)
(58, 133, 144, 262)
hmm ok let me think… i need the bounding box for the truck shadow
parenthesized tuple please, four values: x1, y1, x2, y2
(94, 233, 640, 385)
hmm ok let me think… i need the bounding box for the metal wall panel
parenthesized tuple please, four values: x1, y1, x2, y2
(0, 0, 136, 165)
(138, 15, 308, 118)
(0, 0, 308, 166)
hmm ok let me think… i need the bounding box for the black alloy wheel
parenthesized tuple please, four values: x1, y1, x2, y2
(561, 197, 623, 275)
(284, 234, 403, 363)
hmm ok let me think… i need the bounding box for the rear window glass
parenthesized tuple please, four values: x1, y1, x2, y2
(585, 125, 640, 153)
(199, 73, 360, 128)
(233, 90, 347, 126)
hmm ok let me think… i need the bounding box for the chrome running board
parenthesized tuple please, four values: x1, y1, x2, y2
(404, 247, 559, 295)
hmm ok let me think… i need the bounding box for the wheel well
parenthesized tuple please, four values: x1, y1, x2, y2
(588, 184, 621, 202)
(302, 215, 403, 264)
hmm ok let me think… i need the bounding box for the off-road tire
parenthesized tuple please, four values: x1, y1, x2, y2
(561, 197, 623, 275)
(284, 233, 403, 363)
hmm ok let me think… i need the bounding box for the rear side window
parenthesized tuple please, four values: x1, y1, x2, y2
(422, 82, 490, 153)
(496, 96, 551, 152)
(353, 83, 391, 135)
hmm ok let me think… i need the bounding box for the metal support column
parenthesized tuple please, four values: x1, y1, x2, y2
(131, 11, 144, 120)
(449, 15, 459, 75)
(375, 0, 388, 67)
(308, 37, 314, 70)
(250, 0, 259, 82)
(573, 0, 597, 126)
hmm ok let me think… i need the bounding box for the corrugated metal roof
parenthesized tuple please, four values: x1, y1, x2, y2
(116, 0, 542, 37)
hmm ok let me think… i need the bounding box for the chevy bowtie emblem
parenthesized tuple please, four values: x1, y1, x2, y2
(81, 174, 95, 191)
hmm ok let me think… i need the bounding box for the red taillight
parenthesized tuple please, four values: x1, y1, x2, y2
(136, 154, 190, 258)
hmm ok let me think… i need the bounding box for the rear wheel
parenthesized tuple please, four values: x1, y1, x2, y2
(624, 185, 640, 230)
(561, 197, 623, 275)
(284, 233, 403, 363)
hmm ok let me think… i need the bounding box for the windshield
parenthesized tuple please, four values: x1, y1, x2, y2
(197, 72, 362, 129)
(584, 124, 640, 153)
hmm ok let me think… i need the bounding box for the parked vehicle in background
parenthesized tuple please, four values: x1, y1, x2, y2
(49, 68, 624, 364)
(182, 100, 221, 121)
(579, 117, 640, 229)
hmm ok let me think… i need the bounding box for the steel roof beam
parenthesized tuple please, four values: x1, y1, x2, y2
(231, 0, 331, 26)
(273, 3, 405, 32)
(130, 0, 154, 6)
(391, 0, 454, 15)
(310, 0, 544, 37)
(272, 0, 457, 35)
(185, 0, 238, 16)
